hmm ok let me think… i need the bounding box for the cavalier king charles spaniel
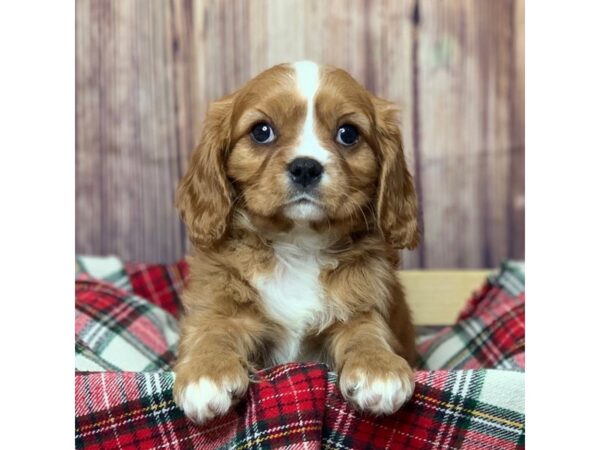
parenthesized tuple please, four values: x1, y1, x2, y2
(173, 61, 420, 424)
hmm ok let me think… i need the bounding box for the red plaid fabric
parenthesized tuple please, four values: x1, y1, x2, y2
(75, 257, 525, 449)
(76, 365, 523, 449)
(416, 262, 525, 371)
(76, 365, 327, 450)
(76, 278, 179, 371)
(125, 261, 188, 317)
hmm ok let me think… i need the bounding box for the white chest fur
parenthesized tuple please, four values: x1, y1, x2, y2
(253, 234, 330, 364)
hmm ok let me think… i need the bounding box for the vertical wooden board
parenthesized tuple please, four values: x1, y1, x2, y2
(131, 1, 181, 262)
(302, 0, 327, 63)
(75, 0, 102, 255)
(97, 1, 137, 259)
(76, 0, 192, 263)
(246, 0, 270, 75)
(171, 0, 203, 177)
(266, 0, 307, 65)
(246, 0, 312, 74)
(318, 0, 368, 81)
(412, 0, 476, 268)
(509, 0, 525, 261)
(416, 0, 518, 268)
(196, 0, 248, 109)
(481, 0, 515, 267)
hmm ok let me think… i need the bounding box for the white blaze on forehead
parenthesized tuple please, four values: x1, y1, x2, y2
(292, 61, 330, 166)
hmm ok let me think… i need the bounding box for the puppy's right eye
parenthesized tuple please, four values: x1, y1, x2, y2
(251, 123, 276, 144)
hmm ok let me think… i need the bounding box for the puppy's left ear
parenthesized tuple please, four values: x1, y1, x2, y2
(372, 96, 420, 250)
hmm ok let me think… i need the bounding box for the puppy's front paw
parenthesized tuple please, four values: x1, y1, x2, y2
(339, 352, 414, 415)
(173, 359, 249, 425)
(174, 375, 248, 424)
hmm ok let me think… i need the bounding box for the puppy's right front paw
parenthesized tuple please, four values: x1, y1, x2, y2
(174, 375, 248, 424)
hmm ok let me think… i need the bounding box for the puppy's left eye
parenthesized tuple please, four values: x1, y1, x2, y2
(251, 122, 276, 144)
(336, 124, 359, 146)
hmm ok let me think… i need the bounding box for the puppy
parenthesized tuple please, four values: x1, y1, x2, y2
(173, 61, 420, 424)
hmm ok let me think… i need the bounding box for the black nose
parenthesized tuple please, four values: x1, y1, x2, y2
(287, 157, 324, 188)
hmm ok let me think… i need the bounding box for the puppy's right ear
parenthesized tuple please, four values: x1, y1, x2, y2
(176, 96, 234, 248)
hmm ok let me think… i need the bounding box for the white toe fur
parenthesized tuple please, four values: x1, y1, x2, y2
(176, 377, 244, 424)
(342, 370, 415, 415)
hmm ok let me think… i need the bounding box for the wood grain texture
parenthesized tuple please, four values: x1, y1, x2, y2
(412, 0, 521, 268)
(76, 0, 524, 267)
(76, 0, 193, 262)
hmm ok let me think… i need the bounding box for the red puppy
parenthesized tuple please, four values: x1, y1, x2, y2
(173, 61, 420, 424)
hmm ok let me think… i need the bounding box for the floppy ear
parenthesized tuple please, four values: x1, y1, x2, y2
(372, 96, 420, 250)
(175, 96, 234, 248)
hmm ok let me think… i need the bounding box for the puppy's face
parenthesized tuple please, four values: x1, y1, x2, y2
(177, 61, 419, 249)
(226, 62, 378, 225)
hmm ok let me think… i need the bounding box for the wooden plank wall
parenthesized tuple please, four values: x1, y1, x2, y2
(76, 0, 524, 268)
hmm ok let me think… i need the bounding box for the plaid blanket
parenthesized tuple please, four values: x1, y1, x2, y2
(75, 257, 525, 449)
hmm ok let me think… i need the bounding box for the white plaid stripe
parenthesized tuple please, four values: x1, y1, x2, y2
(76, 292, 179, 371)
(76, 255, 131, 290)
(478, 370, 525, 414)
(490, 261, 524, 295)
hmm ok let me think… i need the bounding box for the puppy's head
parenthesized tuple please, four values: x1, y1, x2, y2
(176, 61, 419, 249)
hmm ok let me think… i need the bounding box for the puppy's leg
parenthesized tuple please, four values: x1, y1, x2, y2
(327, 311, 415, 415)
(173, 310, 267, 424)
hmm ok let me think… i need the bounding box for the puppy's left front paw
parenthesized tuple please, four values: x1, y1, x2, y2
(339, 353, 415, 415)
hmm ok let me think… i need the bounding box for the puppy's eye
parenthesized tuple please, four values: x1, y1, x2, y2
(335, 124, 359, 146)
(251, 122, 276, 144)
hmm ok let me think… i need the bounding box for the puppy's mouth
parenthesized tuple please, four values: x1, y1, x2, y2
(284, 193, 323, 207)
(282, 193, 326, 221)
